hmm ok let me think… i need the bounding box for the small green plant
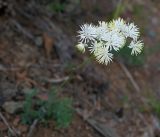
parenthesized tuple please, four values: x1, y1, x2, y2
(21, 89, 39, 124)
(21, 88, 73, 128)
(52, 97, 73, 128)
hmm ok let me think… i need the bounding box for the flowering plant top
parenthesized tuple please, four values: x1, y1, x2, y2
(76, 18, 144, 65)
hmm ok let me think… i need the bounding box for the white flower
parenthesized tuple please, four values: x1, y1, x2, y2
(122, 23, 140, 40)
(129, 40, 144, 55)
(76, 43, 86, 53)
(102, 30, 125, 51)
(88, 41, 103, 53)
(95, 21, 109, 39)
(110, 18, 140, 41)
(110, 32, 126, 50)
(98, 21, 108, 28)
(78, 24, 96, 43)
(76, 18, 143, 66)
(111, 18, 126, 32)
(94, 46, 113, 65)
(101, 30, 112, 42)
(114, 18, 126, 29)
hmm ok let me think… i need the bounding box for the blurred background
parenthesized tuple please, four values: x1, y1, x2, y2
(0, 0, 160, 137)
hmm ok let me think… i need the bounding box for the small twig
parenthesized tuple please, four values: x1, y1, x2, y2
(118, 61, 140, 93)
(44, 76, 70, 84)
(87, 119, 119, 137)
(0, 112, 17, 136)
(27, 119, 38, 137)
(76, 109, 119, 137)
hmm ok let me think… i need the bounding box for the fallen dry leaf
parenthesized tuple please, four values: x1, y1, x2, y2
(43, 33, 54, 58)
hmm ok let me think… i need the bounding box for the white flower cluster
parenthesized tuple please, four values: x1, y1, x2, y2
(76, 18, 144, 65)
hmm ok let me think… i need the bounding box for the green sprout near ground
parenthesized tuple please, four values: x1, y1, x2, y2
(21, 89, 73, 128)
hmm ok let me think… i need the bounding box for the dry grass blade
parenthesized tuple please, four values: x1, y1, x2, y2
(118, 62, 140, 93)
(87, 119, 120, 137)
(27, 119, 38, 137)
(44, 76, 70, 84)
(0, 112, 17, 137)
(76, 109, 119, 137)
